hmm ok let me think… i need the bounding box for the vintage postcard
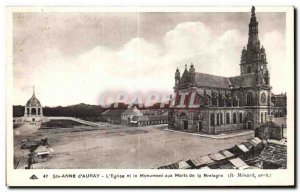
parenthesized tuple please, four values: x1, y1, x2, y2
(6, 6, 295, 187)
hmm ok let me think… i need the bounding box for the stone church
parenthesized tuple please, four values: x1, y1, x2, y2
(169, 7, 284, 134)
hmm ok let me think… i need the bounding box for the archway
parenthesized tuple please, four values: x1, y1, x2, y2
(180, 113, 188, 130)
(198, 122, 202, 132)
(246, 112, 253, 129)
(233, 113, 237, 124)
(31, 108, 37, 115)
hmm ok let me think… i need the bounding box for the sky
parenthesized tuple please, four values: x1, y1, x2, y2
(13, 9, 287, 107)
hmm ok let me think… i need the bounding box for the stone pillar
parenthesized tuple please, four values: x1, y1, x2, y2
(29, 107, 31, 115)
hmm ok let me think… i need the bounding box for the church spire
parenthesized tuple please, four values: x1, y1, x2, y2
(251, 6, 255, 16)
(240, 6, 268, 75)
(247, 6, 259, 51)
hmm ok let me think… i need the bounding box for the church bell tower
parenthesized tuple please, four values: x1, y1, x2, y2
(240, 6, 268, 83)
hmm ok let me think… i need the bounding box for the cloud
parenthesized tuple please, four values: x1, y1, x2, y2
(163, 22, 213, 62)
(14, 21, 286, 106)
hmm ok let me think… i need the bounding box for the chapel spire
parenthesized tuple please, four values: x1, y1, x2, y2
(32, 86, 36, 98)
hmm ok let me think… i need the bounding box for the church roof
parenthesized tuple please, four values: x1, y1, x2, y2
(193, 72, 256, 89)
(122, 106, 143, 116)
(26, 88, 42, 107)
(229, 73, 256, 88)
(194, 73, 230, 89)
(101, 109, 124, 116)
(259, 142, 287, 168)
(257, 121, 281, 129)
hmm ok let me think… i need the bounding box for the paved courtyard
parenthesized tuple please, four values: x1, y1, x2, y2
(14, 123, 254, 169)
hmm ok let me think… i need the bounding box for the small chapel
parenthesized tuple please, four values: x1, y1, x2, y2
(22, 87, 45, 122)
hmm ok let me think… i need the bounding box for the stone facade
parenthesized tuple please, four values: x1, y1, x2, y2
(130, 115, 168, 127)
(101, 110, 124, 124)
(271, 93, 287, 117)
(169, 7, 283, 134)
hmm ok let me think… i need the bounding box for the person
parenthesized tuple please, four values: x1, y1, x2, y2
(27, 148, 36, 169)
(41, 137, 48, 146)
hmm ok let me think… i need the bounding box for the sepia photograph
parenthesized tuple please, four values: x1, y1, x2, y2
(6, 5, 295, 186)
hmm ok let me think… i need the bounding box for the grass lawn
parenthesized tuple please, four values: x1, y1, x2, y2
(41, 119, 86, 128)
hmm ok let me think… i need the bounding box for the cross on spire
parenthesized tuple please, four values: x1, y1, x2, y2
(32, 86, 36, 97)
(251, 6, 255, 16)
(247, 6, 259, 52)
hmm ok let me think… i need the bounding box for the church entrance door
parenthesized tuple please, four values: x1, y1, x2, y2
(247, 122, 252, 129)
(183, 120, 188, 130)
(198, 122, 202, 132)
(31, 108, 36, 115)
(179, 113, 188, 130)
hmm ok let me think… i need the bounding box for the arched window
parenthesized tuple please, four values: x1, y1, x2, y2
(246, 93, 252, 106)
(261, 113, 264, 123)
(220, 113, 223, 125)
(233, 113, 237, 124)
(219, 97, 223, 107)
(247, 66, 251, 73)
(210, 113, 215, 126)
(239, 113, 243, 123)
(216, 113, 220, 126)
(234, 96, 239, 107)
(226, 113, 230, 124)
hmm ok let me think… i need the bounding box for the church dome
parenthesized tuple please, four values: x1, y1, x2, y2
(26, 88, 42, 107)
